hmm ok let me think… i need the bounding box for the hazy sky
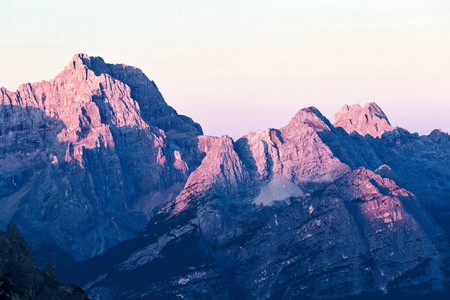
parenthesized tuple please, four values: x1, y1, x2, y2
(1, 0, 449, 139)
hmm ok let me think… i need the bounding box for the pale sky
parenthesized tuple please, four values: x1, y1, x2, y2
(1, 0, 449, 139)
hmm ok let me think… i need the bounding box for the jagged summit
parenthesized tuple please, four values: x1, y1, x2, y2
(65, 53, 113, 76)
(66, 53, 139, 78)
(0, 53, 205, 265)
(333, 102, 393, 137)
(286, 106, 332, 132)
(66, 53, 92, 69)
(65, 53, 202, 139)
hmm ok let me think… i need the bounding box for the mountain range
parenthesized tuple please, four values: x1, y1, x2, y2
(1, 54, 449, 299)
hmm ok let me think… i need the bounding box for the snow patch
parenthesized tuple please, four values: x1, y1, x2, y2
(175, 271, 207, 286)
(83, 273, 107, 291)
(117, 223, 194, 271)
(178, 277, 190, 285)
(253, 177, 303, 206)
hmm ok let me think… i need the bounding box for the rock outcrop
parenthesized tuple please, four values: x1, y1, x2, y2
(0, 221, 88, 299)
(334, 102, 393, 137)
(0, 54, 204, 265)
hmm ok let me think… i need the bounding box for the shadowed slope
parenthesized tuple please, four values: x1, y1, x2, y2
(0, 221, 88, 299)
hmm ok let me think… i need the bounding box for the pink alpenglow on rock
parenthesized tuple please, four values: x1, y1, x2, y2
(0, 53, 204, 265)
(333, 102, 393, 137)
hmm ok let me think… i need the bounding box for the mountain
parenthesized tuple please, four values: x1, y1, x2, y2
(369, 129, 450, 234)
(0, 221, 88, 299)
(333, 102, 393, 138)
(0, 54, 205, 266)
(334, 104, 450, 237)
(2, 53, 449, 299)
(63, 105, 450, 299)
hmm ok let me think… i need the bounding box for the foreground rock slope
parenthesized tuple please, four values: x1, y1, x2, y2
(64, 104, 450, 299)
(0, 221, 88, 299)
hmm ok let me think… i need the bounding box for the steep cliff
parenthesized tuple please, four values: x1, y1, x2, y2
(369, 128, 450, 237)
(0, 54, 204, 265)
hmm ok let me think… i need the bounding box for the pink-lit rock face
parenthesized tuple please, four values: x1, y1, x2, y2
(3, 54, 450, 299)
(164, 135, 250, 217)
(333, 102, 393, 137)
(164, 106, 365, 218)
(0, 54, 203, 264)
(236, 107, 350, 190)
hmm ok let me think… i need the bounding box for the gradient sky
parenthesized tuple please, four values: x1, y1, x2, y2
(1, 0, 449, 139)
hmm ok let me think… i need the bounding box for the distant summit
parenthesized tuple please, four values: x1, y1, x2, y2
(333, 102, 393, 137)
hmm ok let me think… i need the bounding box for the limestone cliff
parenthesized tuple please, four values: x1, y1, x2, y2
(0, 54, 203, 265)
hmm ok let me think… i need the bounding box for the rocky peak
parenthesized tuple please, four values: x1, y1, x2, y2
(6, 220, 20, 236)
(333, 102, 393, 137)
(285, 106, 332, 132)
(5, 220, 31, 251)
(195, 135, 250, 195)
(66, 53, 91, 70)
(327, 166, 412, 200)
(374, 164, 409, 187)
(66, 53, 202, 141)
(65, 53, 112, 78)
(0, 53, 205, 264)
(164, 135, 251, 216)
(429, 128, 449, 142)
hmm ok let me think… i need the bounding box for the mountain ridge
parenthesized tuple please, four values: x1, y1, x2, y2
(59, 91, 449, 299)
(1, 53, 449, 299)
